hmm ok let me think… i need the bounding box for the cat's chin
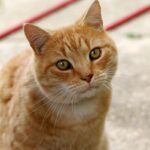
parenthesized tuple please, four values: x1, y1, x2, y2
(63, 86, 100, 105)
(79, 86, 99, 99)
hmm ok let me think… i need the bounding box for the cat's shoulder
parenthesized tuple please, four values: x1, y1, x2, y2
(0, 49, 32, 103)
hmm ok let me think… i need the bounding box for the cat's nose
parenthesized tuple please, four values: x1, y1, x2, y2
(81, 74, 93, 83)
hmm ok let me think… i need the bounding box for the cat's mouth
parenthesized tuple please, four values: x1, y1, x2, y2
(78, 84, 100, 98)
(65, 86, 99, 105)
(80, 85, 99, 93)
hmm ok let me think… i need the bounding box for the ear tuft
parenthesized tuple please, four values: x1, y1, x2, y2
(83, 0, 103, 30)
(24, 24, 50, 54)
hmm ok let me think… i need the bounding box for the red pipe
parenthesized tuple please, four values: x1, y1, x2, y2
(106, 4, 150, 31)
(0, 3, 150, 40)
(0, 0, 79, 40)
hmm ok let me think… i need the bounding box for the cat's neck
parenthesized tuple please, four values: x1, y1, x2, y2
(26, 86, 99, 128)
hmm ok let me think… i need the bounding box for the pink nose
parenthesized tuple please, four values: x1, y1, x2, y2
(81, 74, 93, 83)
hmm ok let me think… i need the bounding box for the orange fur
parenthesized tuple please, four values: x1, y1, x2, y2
(0, 0, 117, 149)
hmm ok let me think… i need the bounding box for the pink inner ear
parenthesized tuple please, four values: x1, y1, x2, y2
(30, 33, 49, 52)
(86, 15, 102, 27)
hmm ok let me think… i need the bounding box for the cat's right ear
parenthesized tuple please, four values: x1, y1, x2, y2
(81, 0, 103, 30)
(24, 24, 50, 55)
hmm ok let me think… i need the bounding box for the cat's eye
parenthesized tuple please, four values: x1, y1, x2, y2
(56, 59, 72, 71)
(89, 47, 102, 61)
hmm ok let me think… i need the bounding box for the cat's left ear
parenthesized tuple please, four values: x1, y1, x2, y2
(82, 0, 103, 30)
(24, 24, 50, 55)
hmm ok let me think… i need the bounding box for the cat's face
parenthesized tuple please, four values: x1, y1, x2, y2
(24, 0, 117, 105)
(32, 26, 117, 104)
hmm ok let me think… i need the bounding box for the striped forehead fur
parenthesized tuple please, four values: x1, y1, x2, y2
(63, 32, 90, 55)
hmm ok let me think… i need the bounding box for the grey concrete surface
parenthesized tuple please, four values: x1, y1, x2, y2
(0, 0, 150, 149)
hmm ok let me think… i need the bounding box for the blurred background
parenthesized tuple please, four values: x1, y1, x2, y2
(0, 0, 150, 149)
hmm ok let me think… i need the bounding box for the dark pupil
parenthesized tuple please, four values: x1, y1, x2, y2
(92, 50, 97, 55)
(61, 62, 65, 66)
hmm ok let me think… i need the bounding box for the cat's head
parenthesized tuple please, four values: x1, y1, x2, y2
(24, 0, 117, 104)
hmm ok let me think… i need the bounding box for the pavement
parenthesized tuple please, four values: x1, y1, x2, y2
(0, 0, 150, 149)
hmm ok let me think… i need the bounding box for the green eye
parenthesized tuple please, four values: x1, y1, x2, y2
(56, 59, 72, 71)
(89, 47, 102, 61)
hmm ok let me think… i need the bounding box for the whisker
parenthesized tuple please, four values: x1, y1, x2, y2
(31, 89, 63, 114)
(53, 94, 68, 127)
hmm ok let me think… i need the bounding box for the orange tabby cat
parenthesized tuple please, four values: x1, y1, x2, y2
(0, 0, 117, 150)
